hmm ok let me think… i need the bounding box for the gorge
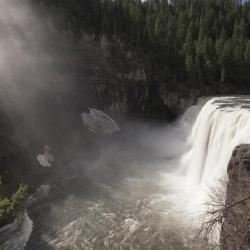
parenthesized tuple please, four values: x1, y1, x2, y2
(2, 96, 250, 249)
(0, 0, 250, 250)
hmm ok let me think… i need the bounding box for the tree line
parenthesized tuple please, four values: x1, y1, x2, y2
(35, 0, 250, 89)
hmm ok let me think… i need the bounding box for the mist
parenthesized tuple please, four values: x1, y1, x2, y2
(0, 0, 98, 155)
(0, 1, 218, 250)
(0, 0, 190, 179)
(0, 1, 248, 250)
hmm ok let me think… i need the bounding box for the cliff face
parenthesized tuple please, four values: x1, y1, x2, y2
(94, 35, 246, 119)
(94, 35, 199, 119)
(221, 144, 250, 249)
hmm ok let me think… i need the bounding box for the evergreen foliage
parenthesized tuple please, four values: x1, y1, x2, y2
(36, 0, 250, 87)
(0, 178, 28, 227)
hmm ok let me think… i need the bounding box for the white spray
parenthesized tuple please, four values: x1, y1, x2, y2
(182, 96, 250, 188)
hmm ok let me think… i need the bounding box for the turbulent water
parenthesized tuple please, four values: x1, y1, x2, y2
(23, 96, 250, 250)
(0, 0, 217, 249)
(1, 1, 250, 248)
(3, 96, 250, 249)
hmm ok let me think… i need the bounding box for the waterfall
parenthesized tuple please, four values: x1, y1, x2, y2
(182, 96, 250, 188)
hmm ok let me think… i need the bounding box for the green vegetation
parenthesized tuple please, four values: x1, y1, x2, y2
(0, 178, 28, 227)
(36, 0, 250, 89)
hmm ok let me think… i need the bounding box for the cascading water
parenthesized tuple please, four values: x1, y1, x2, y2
(3, 0, 250, 249)
(1, 0, 250, 249)
(182, 96, 250, 189)
(6, 96, 250, 249)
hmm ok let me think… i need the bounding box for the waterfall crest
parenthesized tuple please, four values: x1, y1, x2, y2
(182, 96, 250, 187)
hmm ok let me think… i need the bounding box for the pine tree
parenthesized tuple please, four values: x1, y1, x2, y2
(185, 55, 196, 82)
(244, 40, 250, 80)
(244, 41, 250, 64)
(221, 40, 233, 83)
(183, 28, 195, 58)
(195, 56, 203, 84)
(215, 29, 226, 62)
(38, 0, 250, 88)
(196, 18, 206, 58)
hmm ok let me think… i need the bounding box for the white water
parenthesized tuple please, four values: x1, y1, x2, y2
(3, 0, 249, 248)
(2, 97, 250, 249)
(182, 96, 250, 189)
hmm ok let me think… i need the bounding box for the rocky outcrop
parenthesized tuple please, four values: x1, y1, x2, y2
(221, 144, 250, 250)
(0, 211, 33, 250)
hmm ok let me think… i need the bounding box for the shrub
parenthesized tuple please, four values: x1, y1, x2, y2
(0, 178, 28, 227)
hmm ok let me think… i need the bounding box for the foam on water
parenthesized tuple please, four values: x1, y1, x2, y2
(33, 96, 250, 249)
(5, 97, 250, 249)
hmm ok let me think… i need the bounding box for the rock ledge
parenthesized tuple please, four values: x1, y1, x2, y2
(221, 144, 250, 250)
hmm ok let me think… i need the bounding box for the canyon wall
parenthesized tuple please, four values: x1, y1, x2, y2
(221, 144, 250, 249)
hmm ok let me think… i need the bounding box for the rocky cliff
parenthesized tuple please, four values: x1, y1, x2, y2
(83, 34, 200, 119)
(221, 144, 250, 249)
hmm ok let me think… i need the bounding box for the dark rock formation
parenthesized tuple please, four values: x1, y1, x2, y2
(221, 144, 250, 250)
(87, 34, 199, 119)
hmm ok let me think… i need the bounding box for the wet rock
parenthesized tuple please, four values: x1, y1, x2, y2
(0, 211, 33, 250)
(221, 144, 250, 250)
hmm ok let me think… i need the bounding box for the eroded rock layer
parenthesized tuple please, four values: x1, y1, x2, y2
(221, 144, 250, 249)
